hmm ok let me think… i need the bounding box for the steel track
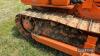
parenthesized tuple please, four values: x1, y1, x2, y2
(15, 8, 100, 54)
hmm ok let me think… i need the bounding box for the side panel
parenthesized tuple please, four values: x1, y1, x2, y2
(21, 0, 49, 5)
(52, 0, 70, 6)
(32, 0, 49, 4)
(21, 0, 70, 6)
(21, 0, 32, 5)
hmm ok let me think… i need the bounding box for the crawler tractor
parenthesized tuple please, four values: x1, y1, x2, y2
(15, 0, 100, 56)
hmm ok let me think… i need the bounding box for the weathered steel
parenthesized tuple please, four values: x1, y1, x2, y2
(19, 9, 100, 34)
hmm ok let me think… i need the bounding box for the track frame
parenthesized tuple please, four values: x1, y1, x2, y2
(31, 33, 99, 56)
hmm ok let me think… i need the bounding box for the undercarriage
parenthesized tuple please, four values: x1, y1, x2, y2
(15, 8, 100, 56)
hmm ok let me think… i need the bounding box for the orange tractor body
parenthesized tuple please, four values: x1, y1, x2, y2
(21, 0, 100, 21)
(16, 0, 100, 56)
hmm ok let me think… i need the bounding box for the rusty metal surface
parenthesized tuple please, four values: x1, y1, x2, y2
(18, 8, 100, 34)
